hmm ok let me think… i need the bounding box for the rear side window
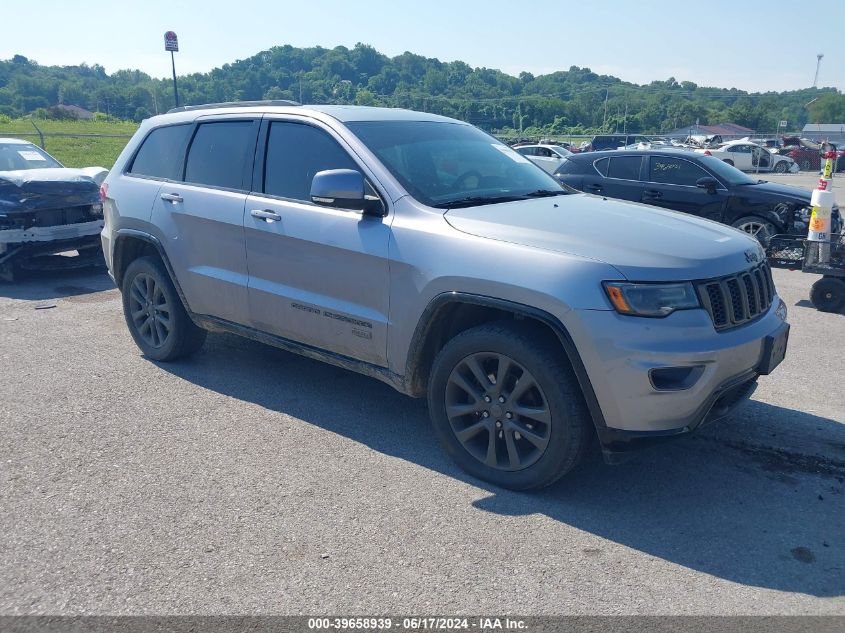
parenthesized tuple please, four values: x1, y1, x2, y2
(263, 122, 358, 201)
(184, 121, 256, 190)
(607, 156, 641, 180)
(554, 158, 579, 175)
(648, 157, 709, 186)
(593, 158, 609, 176)
(128, 124, 191, 180)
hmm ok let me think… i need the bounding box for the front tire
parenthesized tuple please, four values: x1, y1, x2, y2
(723, 159, 734, 166)
(810, 277, 845, 313)
(121, 256, 206, 361)
(774, 160, 788, 173)
(427, 322, 592, 490)
(731, 216, 778, 246)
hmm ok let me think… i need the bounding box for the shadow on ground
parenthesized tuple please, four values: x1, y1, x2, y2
(0, 266, 114, 301)
(157, 331, 845, 598)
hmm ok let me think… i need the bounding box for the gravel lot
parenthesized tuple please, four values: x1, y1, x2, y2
(1, 183, 843, 615)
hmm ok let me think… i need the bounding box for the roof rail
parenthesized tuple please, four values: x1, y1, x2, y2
(166, 99, 301, 114)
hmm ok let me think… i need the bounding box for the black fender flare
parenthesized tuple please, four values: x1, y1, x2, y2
(405, 292, 609, 432)
(113, 229, 192, 313)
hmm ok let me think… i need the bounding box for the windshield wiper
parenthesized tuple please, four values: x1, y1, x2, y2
(522, 189, 570, 197)
(432, 195, 526, 209)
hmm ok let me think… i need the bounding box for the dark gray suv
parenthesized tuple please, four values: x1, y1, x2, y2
(101, 102, 790, 490)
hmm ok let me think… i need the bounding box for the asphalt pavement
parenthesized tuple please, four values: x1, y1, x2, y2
(0, 257, 842, 617)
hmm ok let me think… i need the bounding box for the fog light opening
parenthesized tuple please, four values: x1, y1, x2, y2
(649, 366, 704, 391)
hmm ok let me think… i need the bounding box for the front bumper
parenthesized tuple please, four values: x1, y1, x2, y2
(565, 299, 788, 453)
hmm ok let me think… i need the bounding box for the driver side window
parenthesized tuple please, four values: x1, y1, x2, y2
(263, 122, 359, 202)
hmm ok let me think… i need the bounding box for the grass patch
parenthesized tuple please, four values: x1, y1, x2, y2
(0, 119, 138, 168)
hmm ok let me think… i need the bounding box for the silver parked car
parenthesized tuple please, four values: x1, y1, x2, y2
(101, 102, 790, 490)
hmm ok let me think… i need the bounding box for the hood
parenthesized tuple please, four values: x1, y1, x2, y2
(744, 180, 814, 204)
(0, 168, 102, 214)
(445, 194, 764, 281)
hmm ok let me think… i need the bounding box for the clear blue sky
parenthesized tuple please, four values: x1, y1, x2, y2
(4, 0, 842, 93)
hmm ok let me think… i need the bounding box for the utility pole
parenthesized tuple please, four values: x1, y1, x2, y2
(603, 88, 609, 130)
(813, 53, 824, 88)
(164, 31, 179, 107)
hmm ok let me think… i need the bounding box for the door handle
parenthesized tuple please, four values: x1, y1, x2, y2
(643, 189, 663, 198)
(250, 209, 282, 222)
(160, 193, 183, 203)
(585, 184, 603, 192)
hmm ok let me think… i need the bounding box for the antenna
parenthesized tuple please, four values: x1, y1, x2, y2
(813, 53, 824, 88)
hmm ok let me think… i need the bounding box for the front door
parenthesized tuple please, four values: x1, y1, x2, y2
(244, 119, 391, 366)
(641, 155, 728, 222)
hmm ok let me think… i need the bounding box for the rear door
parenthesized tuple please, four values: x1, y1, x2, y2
(598, 154, 644, 201)
(150, 116, 259, 325)
(244, 118, 391, 366)
(726, 144, 753, 170)
(641, 155, 728, 222)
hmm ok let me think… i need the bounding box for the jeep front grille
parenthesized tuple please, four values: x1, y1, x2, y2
(696, 263, 775, 330)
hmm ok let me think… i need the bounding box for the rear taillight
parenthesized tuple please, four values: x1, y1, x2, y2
(99, 183, 108, 203)
(704, 150, 712, 156)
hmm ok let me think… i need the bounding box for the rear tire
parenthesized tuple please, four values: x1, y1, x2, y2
(810, 277, 845, 313)
(427, 321, 593, 490)
(121, 256, 206, 361)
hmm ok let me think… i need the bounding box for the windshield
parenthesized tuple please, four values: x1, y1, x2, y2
(698, 154, 757, 186)
(346, 121, 565, 208)
(0, 142, 63, 171)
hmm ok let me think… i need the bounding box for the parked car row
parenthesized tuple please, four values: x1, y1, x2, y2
(775, 136, 845, 172)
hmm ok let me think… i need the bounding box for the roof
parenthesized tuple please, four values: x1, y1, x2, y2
(0, 137, 34, 145)
(55, 104, 94, 120)
(159, 102, 459, 125)
(567, 148, 694, 160)
(802, 124, 845, 133)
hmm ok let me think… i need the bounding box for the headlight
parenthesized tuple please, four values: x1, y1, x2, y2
(603, 281, 700, 317)
(796, 206, 812, 222)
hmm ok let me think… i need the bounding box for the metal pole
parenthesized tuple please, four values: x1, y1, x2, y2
(171, 51, 179, 107)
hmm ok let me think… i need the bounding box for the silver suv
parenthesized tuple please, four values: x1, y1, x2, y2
(101, 102, 790, 490)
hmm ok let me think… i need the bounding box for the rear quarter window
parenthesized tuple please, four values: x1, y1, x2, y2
(127, 124, 192, 180)
(593, 157, 609, 176)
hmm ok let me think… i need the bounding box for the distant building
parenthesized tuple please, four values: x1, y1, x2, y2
(54, 104, 94, 120)
(801, 123, 845, 143)
(665, 123, 755, 139)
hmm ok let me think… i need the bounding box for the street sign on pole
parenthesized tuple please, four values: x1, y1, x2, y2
(164, 31, 179, 107)
(164, 31, 179, 52)
(779, 120, 788, 128)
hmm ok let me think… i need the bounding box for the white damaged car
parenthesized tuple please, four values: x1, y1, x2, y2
(0, 138, 107, 281)
(695, 139, 798, 173)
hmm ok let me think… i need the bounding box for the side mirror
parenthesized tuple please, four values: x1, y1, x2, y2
(696, 177, 718, 193)
(310, 169, 365, 211)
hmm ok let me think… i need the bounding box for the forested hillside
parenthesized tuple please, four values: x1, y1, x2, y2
(2, 43, 844, 135)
